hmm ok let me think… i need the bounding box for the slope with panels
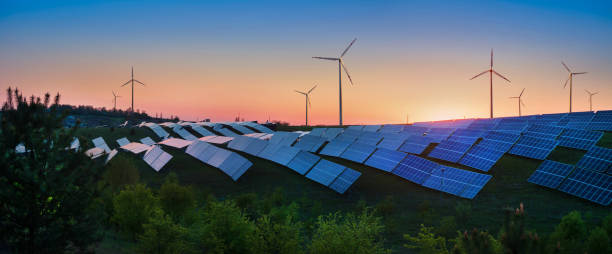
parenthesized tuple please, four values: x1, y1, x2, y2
(422, 165, 492, 199)
(401, 125, 429, 136)
(171, 126, 198, 141)
(587, 110, 612, 131)
(459, 144, 505, 172)
(527, 160, 574, 189)
(339, 142, 377, 163)
(523, 124, 564, 140)
(292, 134, 327, 153)
(356, 131, 384, 146)
(493, 119, 528, 134)
(392, 155, 439, 184)
(158, 138, 193, 149)
(478, 131, 520, 152)
(364, 148, 407, 172)
(143, 145, 173, 172)
(319, 139, 353, 157)
(447, 128, 486, 144)
(116, 137, 130, 147)
(121, 142, 152, 154)
(377, 133, 410, 151)
(424, 128, 455, 142)
(557, 168, 612, 206)
(140, 137, 156, 146)
(575, 146, 612, 172)
(557, 129, 603, 151)
(286, 151, 321, 175)
(329, 168, 362, 194)
(145, 123, 170, 139)
(508, 136, 558, 160)
(92, 137, 111, 153)
(560, 111, 594, 130)
(399, 135, 435, 155)
(428, 140, 474, 163)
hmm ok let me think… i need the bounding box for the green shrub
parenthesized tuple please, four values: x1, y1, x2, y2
(451, 229, 501, 254)
(112, 184, 159, 239)
(602, 213, 612, 237)
(159, 173, 196, 221)
(437, 216, 457, 238)
(252, 213, 303, 254)
(375, 195, 395, 217)
(136, 208, 194, 254)
(234, 192, 258, 216)
(548, 211, 588, 254)
(498, 203, 542, 254)
(586, 227, 610, 254)
(454, 201, 472, 226)
(404, 224, 449, 254)
(104, 155, 140, 190)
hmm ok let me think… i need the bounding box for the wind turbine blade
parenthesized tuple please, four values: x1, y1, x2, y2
(134, 80, 146, 86)
(112, 91, 116, 96)
(492, 70, 511, 83)
(340, 38, 357, 58)
(573, 72, 587, 75)
(308, 85, 317, 94)
(521, 100, 525, 107)
(563, 77, 569, 88)
(593, 92, 599, 95)
(585, 89, 591, 94)
(341, 62, 353, 85)
(121, 80, 131, 87)
(308, 97, 311, 108)
(561, 61, 571, 73)
(312, 56, 340, 61)
(520, 88, 525, 97)
(295, 90, 306, 95)
(470, 70, 489, 80)
(490, 49, 493, 68)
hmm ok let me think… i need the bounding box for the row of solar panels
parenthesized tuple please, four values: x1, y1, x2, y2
(141, 121, 275, 140)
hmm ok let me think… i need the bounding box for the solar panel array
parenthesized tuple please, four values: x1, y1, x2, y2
(402, 125, 429, 136)
(494, 119, 528, 134)
(305, 159, 347, 186)
(425, 128, 455, 142)
(339, 142, 377, 163)
(508, 136, 558, 160)
(364, 148, 407, 172)
(145, 123, 170, 138)
(576, 146, 612, 172)
(356, 131, 384, 146)
(120, 142, 152, 154)
(116, 137, 130, 147)
(172, 126, 198, 141)
(185, 140, 252, 181)
(158, 138, 193, 149)
(319, 139, 352, 157)
(478, 131, 520, 152)
(399, 135, 434, 155)
(587, 110, 612, 131)
(292, 134, 327, 153)
(92, 137, 111, 153)
(379, 124, 404, 133)
(287, 151, 321, 175)
(188, 123, 216, 136)
(140, 137, 156, 146)
(268, 132, 300, 147)
(143, 145, 173, 172)
(228, 123, 255, 134)
(428, 140, 474, 163)
(240, 122, 274, 133)
(447, 129, 486, 144)
(558, 168, 611, 206)
(560, 111, 594, 130)
(459, 144, 505, 172)
(217, 128, 240, 137)
(523, 124, 564, 140)
(527, 160, 574, 189)
(557, 129, 603, 150)
(377, 133, 409, 151)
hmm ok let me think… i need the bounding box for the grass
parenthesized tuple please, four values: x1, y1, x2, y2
(87, 126, 612, 252)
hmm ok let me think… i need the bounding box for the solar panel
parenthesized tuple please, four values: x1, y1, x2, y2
(329, 168, 361, 194)
(229, 123, 255, 134)
(188, 123, 216, 136)
(362, 125, 382, 132)
(339, 142, 377, 163)
(207, 149, 233, 168)
(356, 131, 384, 146)
(305, 159, 346, 186)
(398, 135, 434, 155)
(401, 125, 429, 136)
(587, 111, 612, 131)
(292, 135, 327, 153)
(85, 147, 105, 159)
(478, 131, 520, 152)
(92, 137, 111, 153)
(227, 136, 255, 151)
(243, 138, 269, 156)
(140, 137, 156, 146)
(105, 149, 118, 165)
(309, 128, 327, 137)
(171, 126, 198, 141)
(422, 166, 492, 199)
(269, 145, 300, 166)
(204, 136, 234, 144)
(257, 143, 283, 161)
(319, 140, 353, 157)
(458, 144, 505, 172)
(527, 160, 574, 189)
(557, 168, 612, 206)
(467, 119, 498, 130)
(364, 148, 407, 172)
(268, 132, 301, 147)
(379, 124, 404, 133)
(377, 133, 410, 151)
(392, 155, 438, 184)
(557, 129, 603, 151)
(217, 128, 240, 137)
(447, 129, 486, 144)
(425, 128, 455, 142)
(121, 142, 153, 154)
(240, 122, 274, 133)
(508, 136, 558, 160)
(70, 137, 80, 150)
(347, 125, 364, 131)
(428, 140, 474, 163)
(143, 146, 173, 172)
(145, 123, 170, 138)
(523, 124, 564, 140)
(116, 137, 130, 147)
(158, 138, 193, 149)
(335, 129, 362, 142)
(322, 128, 343, 141)
(218, 153, 253, 181)
(185, 140, 219, 164)
(286, 151, 321, 175)
(576, 146, 612, 172)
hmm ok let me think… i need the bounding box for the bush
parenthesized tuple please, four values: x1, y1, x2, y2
(188, 200, 256, 254)
(159, 173, 196, 221)
(404, 224, 449, 254)
(104, 156, 140, 190)
(308, 209, 391, 254)
(548, 211, 588, 254)
(451, 229, 501, 254)
(437, 216, 457, 238)
(586, 227, 610, 254)
(498, 203, 542, 254)
(454, 201, 472, 226)
(234, 192, 258, 217)
(136, 208, 194, 254)
(112, 184, 159, 239)
(602, 213, 612, 237)
(252, 213, 303, 254)
(375, 195, 395, 217)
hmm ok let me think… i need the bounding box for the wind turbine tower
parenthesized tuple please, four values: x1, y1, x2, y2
(295, 85, 317, 126)
(585, 89, 598, 112)
(562, 62, 587, 113)
(313, 38, 356, 126)
(470, 49, 511, 118)
(121, 67, 146, 112)
(112, 91, 121, 110)
(509, 88, 525, 116)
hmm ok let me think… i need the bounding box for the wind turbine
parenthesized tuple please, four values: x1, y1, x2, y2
(295, 85, 317, 126)
(120, 66, 146, 112)
(585, 89, 598, 112)
(562, 62, 587, 113)
(470, 49, 511, 118)
(112, 91, 121, 110)
(313, 38, 356, 126)
(509, 88, 526, 116)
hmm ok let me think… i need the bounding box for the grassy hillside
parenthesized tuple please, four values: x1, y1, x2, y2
(82, 126, 612, 251)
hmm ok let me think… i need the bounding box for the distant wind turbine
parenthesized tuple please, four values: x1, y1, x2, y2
(585, 89, 598, 112)
(562, 62, 587, 113)
(120, 67, 146, 112)
(112, 91, 121, 110)
(295, 85, 317, 126)
(313, 38, 357, 126)
(470, 49, 511, 118)
(509, 88, 526, 116)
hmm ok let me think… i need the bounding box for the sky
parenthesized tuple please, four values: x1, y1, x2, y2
(1, 0, 612, 125)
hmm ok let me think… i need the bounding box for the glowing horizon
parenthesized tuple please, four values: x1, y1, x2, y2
(1, 1, 612, 125)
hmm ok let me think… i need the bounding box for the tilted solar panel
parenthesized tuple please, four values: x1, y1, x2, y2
(140, 137, 156, 146)
(243, 138, 269, 156)
(425, 128, 455, 142)
(428, 140, 474, 163)
(305, 159, 346, 186)
(335, 129, 362, 142)
(459, 144, 505, 172)
(422, 166, 492, 199)
(269, 145, 301, 166)
(158, 138, 193, 149)
(120, 142, 151, 154)
(217, 128, 240, 137)
(467, 119, 498, 131)
(292, 135, 327, 153)
(379, 124, 404, 133)
(309, 128, 327, 137)
(575, 146, 612, 172)
(508, 136, 558, 160)
(401, 125, 429, 136)
(557, 168, 612, 206)
(557, 129, 603, 151)
(172, 126, 198, 141)
(257, 143, 283, 161)
(322, 128, 343, 141)
(319, 140, 353, 157)
(364, 148, 407, 172)
(356, 131, 384, 146)
(329, 168, 361, 194)
(227, 136, 255, 151)
(339, 142, 377, 163)
(143, 145, 173, 172)
(268, 132, 301, 147)
(286, 151, 321, 175)
(92, 137, 111, 153)
(527, 160, 574, 189)
(218, 153, 253, 181)
(447, 129, 486, 144)
(240, 122, 274, 133)
(362, 125, 382, 132)
(523, 124, 564, 140)
(229, 123, 255, 134)
(347, 125, 364, 131)
(377, 133, 410, 151)
(105, 149, 118, 165)
(398, 135, 435, 155)
(392, 155, 438, 184)
(145, 123, 170, 138)
(188, 124, 216, 136)
(116, 137, 130, 147)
